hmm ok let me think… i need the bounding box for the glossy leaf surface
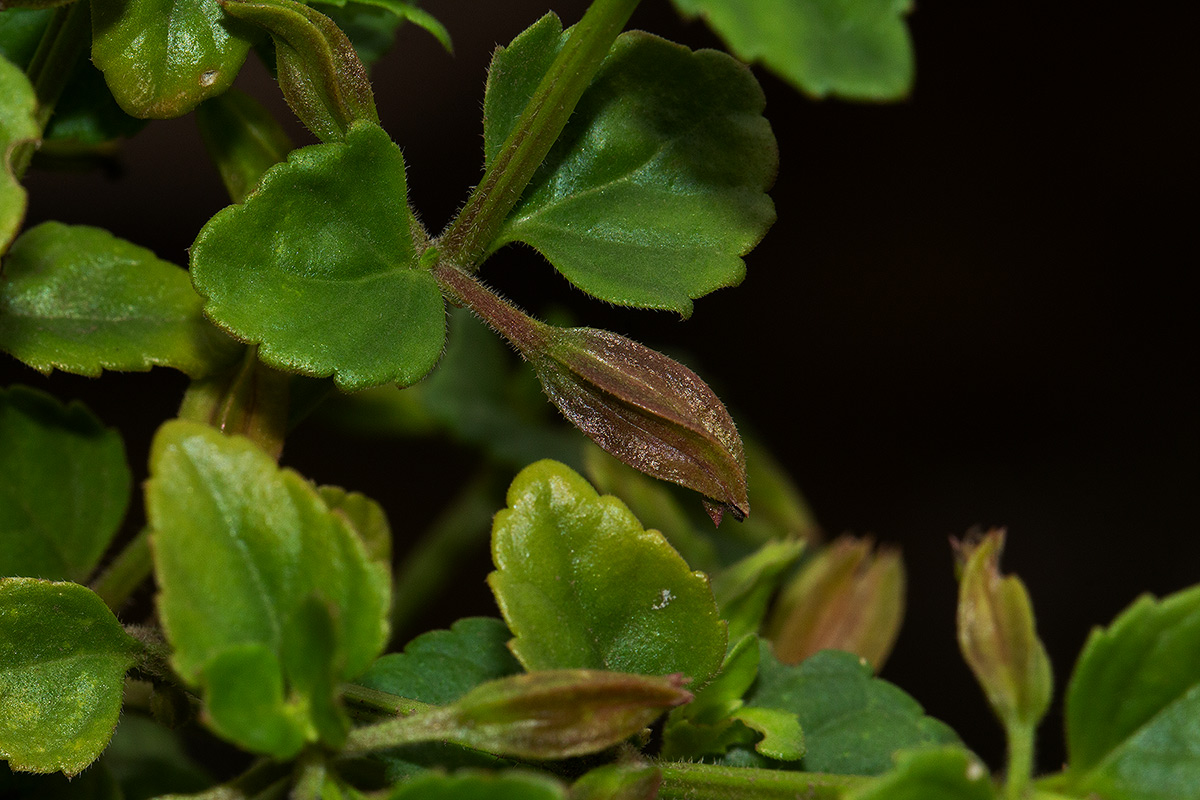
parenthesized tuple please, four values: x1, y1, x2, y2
(0, 385, 130, 581)
(0, 223, 241, 378)
(489, 460, 726, 684)
(1063, 583, 1200, 799)
(741, 645, 959, 775)
(146, 421, 390, 757)
(388, 771, 566, 800)
(0, 578, 140, 776)
(90, 0, 252, 117)
(847, 748, 993, 800)
(671, 0, 914, 100)
(486, 21, 776, 315)
(191, 121, 445, 390)
(0, 52, 36, 254)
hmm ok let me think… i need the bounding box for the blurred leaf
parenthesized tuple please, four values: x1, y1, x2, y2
(0, 9, 145, 148)
(489, 460, 727, 685)
(662, 634, 760, 760)
(1063, 582, 1200, 800)
(196, 89, 292, 203)
(712, 539, 805, 643)
(570, 763, 661, 800)
(90, 0, 253, 117)
(191, 121, 445, 390)
(103, 714, 213, 800)
(315, 0, 451, 54)
(0, 578, 140, 776)
(486, 23, 776, 315)
(0, 52, 36, 254)
(146, 421, 390, 757)
(318, 485, 392, 567)
(735, 645, 960, 775)
(0, 222, 242, 378)
(388, 771, 567, 800)
(0, 385, 130, 581)
(766, 536, 905, 671)
(670, 0, 915, 100)
(847, 747, 994, 800)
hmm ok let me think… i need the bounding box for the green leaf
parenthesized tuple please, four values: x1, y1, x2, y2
(0, 53, 37, 254)
(146, 420, 390, 758)
(0, 578, 141, 776)
(670, 0, 915, 101)
(489, 460, 727, 685)
(0, 385, 130, 582)
(847, 747, 994, 800)
(486, 26, 776, 315)
(318, 485, 392, 567)
(1063, 583, 1200, 800)
(0, 222, 242, 378)
(103, 714, 213, 800)
(90, 0, 253, 118)
(388, 771, 567, 800)
(0, 9, 146, 148)
(191, 121, 445, 390)
(358, 617, 522, 705)
(740, 645, 960, 775)
(316, 0, 451, 53)
(570, 764, 661, 800)
(711, 539, 805, 643)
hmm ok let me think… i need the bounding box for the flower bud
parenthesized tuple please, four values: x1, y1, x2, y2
(433, 264, 749, 524)
(765, 536, 905, 671)
(443, 670, 693, 760)
(220, 0, 378, 142)
(953, 529, 1052, 730)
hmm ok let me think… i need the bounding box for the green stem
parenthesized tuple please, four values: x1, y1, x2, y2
(341, 706, 456, 757)
(90, 528, 152, 611)
(12, 0, 91, 179)
(388, 467, 504, 639)
(1004, 720, 1036, 800)
(656, 761, 869, 800)
(291, 750, 327, 800)
(341, 682, 435, 723)
(436, 0, 640, 268)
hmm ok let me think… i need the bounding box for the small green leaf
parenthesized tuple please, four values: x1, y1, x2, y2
(730, 706, 805, 761)
(191, 121, 445, 390)
(0, 53, 37, 254)
(0, 222, 242, 378)
(847, 748, 994, 800)
(740, 645, 960, 775)
(489, 460, 727, 685)
(670, 0, 915, 101)
(318, 485, 392, 567)
(0, 578, 141, 776)
(0, 385, 130, 582)
(712, 539, 805, 643)
(146, 420, 390, 757)
(486, 26, 776, 315)
(388, 771, 567, 800)
(1063, 583, 1200, 800)
(570, 763, 661, 800)
(90, 0, 253, 117)
(324, 0, 451, 53)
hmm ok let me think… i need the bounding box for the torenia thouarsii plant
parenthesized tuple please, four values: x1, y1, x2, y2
(2, 1, 1198, 799)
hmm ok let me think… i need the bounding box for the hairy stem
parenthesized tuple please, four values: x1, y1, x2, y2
(656, 761, 869, 800)
(1005, 720, 1036, 800)
(341, 682, 435, 723)
(437, 0, 640, 268)
(432, 262, 550, 355)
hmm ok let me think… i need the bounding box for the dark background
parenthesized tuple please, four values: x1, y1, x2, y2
(6, 0, 1198, 775)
